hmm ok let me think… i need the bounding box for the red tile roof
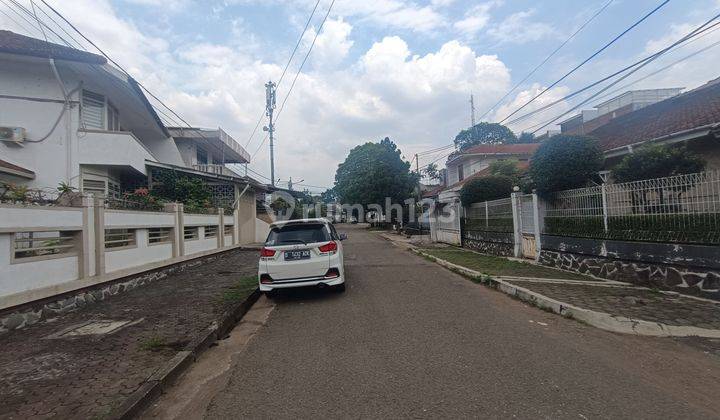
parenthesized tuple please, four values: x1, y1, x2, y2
(0, 30, 106, 64)
(462, 143, 540, 155)
(589, 78, 720, 151)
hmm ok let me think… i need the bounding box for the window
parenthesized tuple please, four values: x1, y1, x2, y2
(265, 223, 330, 245)
(105, 229, 135, 249)
(458, 164, 464, 181)
(184, 226, 199, 241)
(108, 179, 121, 200)
(82, 179, 106, 197)
(13, 231, 77, 260)
(82, 90, 105, 129)
(107, 102, 120, 131)
(204, 225, 218, 238)
(149, 227, 172, 244)
(223, 225, 233, 236)
(197, 148, 208, 165)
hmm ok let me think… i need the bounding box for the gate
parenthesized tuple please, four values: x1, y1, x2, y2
(516, 194, 537, 259)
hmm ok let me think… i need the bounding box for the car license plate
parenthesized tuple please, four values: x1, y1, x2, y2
(284, 250, 311, 261)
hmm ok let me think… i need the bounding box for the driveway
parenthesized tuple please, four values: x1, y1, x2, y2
(201, 225, 720, 418)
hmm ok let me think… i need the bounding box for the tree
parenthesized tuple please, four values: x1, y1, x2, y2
(334, 137, 418, 207)
(423, 162, 441, 182)
(488, 159, 520, 180)
(529, 135, 603, 197)
(453, 122, 517, 151)
(459, 175, 513, 206)
(518, 132, 538, 143)
(612, 144, 705, 183)
(320, 188, 337, 203)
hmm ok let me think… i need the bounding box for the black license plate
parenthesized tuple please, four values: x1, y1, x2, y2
(284, 250, 311, 261)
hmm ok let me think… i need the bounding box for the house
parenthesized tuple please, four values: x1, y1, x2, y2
(559, 88, 684, 136)
(0, 30, 266, 209)
(584, 79, 720, 170)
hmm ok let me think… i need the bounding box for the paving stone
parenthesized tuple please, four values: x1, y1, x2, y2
(0, 249, 258, 419)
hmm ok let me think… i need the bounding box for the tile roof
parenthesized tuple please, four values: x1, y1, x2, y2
(461, 143, 540, 155)
(589, 78, 720, 151)
(0, 30, 106, 64)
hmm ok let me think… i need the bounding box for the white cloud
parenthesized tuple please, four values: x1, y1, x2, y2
(486, 9, 557, 44)
(493, 83, 571, 134)
(453, 1, 501, 37)
(334, 0, 446, 32)
(29, 0, 513, 188)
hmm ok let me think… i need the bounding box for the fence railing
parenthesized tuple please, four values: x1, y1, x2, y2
(464, 197, 514, 233)
(544, 170, 720, 245)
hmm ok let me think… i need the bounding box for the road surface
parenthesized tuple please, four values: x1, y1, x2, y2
(153, 224, 720, 419)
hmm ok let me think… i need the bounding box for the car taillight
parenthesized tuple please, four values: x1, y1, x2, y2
(260, 274, 273, 284)
(260, 247, 276, 257)
(324, 268, 340, 278)
(318, 241, 337, 253)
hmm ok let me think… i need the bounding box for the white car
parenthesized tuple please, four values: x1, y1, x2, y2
(258, 218, 347, 296)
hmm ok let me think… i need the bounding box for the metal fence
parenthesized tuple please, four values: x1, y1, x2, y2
(464, 197, 514, 233)
(543, 170, 720, 245)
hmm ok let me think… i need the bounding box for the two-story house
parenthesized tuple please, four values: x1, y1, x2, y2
(0, 30, 264, 208)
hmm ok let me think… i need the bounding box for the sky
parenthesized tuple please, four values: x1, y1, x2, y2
(2, 0, 720, 191)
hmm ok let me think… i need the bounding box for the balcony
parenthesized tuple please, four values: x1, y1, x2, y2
(192, 164, 243, 178)
(168, 127, 250, 164)
(78, 129, 156, 175)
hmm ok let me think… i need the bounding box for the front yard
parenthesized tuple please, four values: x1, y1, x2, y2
(418, 247, 594, 281)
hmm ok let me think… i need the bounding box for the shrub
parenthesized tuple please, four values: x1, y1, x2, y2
(612, 144, 705, 182)
(460, 175, 513, 206)
(529, 135, 603, 197)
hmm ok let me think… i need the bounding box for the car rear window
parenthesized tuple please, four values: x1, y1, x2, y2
(266, 224, 330, 245)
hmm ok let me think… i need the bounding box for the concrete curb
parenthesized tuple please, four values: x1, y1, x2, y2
(110, 288, 262, 420)
(413, 249, 720, 339)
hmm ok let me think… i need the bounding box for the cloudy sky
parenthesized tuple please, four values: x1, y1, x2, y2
(2, 0, 720, 190)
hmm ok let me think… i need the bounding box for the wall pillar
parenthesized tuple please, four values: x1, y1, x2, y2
(510, 193, 522, 258)
(165, 202, 184, 257)
(532, 193, 543, 261)
(233, 207, 240, 245)
(218, 208, 224, 248)
(91, 195, 104, 277)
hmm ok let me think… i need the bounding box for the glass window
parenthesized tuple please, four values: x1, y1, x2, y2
(82, 90, 105, 129)
(197, 148, 208, 165)
(265, 223, 330, 245)
(107, 102, 120, 131)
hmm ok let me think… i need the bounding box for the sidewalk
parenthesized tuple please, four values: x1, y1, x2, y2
(378, 232, 720, 338)
(0, 249, 259, 419)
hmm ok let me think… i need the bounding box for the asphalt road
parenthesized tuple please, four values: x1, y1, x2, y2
(204, 225, 720, 419)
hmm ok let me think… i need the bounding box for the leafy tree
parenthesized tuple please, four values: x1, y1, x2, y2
(459, 175, 513, 206)
(423, 162, 441, 182)
(488, 159, 520, 180)
(518, 131, 538, 143)
(320, 188, 337, 203)
(454, 122, 517, 151)
(612, 144, 705, 183)
(334, 137, 418, 207)
(529, 135, 603, 197)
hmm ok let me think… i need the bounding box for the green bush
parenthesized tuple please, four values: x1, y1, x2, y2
(529, 135, 603, 197)
(464, 217, 514, 233)
(612, 144, 705, 182)
(459, 175, 513, 206)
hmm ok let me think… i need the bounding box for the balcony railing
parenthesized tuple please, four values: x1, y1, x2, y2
(193, 164, 242, 178)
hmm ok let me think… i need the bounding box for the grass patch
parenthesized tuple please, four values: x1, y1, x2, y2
(220, 275, 258, 305)
(418, 247, 593, 281)
(140, 336, 167, 351)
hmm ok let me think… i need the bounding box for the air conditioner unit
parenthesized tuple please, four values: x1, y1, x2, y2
(0, 126, 26, 145)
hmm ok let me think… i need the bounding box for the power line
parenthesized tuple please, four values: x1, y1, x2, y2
(478, 0, 614, 122)
(497, 0, 670, 125)
(504, 18, 720, 128)
(244, 0, 321, 149)
(529, 12, 720, 134)
(251, 0, 337, 160)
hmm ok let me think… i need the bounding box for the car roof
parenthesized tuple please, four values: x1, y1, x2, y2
(269, 218, 330, 228)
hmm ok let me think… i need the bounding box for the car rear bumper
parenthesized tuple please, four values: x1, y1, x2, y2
(259, 275, 344, 291)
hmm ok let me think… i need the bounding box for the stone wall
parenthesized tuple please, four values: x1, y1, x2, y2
(539, 235, 720, 300)
(0, 250, 236, 333)
(463, 230, 514, 257)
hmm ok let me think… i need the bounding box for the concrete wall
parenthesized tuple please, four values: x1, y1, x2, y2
(0, 199, 257, 310)
(255, 218, 270, 243)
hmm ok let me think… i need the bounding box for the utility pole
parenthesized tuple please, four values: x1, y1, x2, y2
(288, 176, 293, 191)
(263, 81, 277, 186)
(470, 93, 476, 127)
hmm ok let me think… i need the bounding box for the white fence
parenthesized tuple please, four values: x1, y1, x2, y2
(544, 170, 720, 244)
(0, 197, 256, 310)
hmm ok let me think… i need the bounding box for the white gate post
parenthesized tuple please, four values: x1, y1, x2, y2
(510, 193, 522, 258)
(601, 184, 609, 233)
(532, 193, 542, 261)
